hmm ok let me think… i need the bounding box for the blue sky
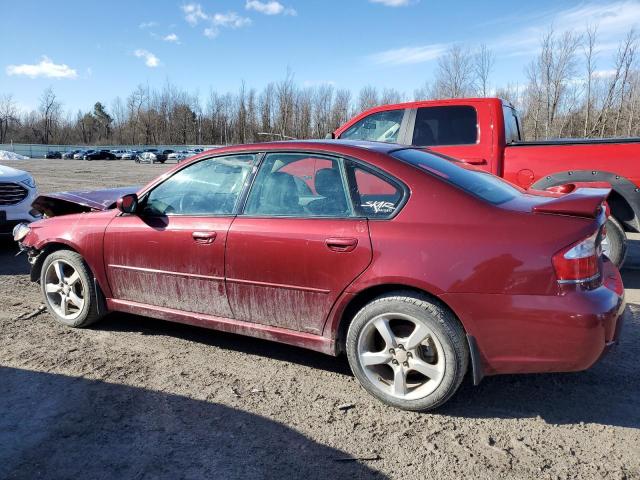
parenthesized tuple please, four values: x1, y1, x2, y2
(2, 0, 639, 112)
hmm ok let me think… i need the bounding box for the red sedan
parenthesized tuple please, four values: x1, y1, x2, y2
(15, 141, 626, 411)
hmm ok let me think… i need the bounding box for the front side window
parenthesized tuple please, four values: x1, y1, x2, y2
(340, 109, 405, 143)
(143, 154, 256, 216)
(244, 153, 352, 217)
(347, 164, 403, 219)
(412, 106, 478, 146)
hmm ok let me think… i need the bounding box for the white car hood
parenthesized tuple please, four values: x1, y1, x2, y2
(0, 164, 30, 182)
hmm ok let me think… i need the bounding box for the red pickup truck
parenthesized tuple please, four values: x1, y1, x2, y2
(333, 97, 640, 266)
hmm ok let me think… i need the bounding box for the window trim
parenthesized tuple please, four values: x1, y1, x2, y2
(238, 151, 358, 220)
(137, 152, 260, 218)
(406, 105, 480, 148)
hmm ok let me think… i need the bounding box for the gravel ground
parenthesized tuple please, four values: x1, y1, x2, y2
(1, 159, 639, 480)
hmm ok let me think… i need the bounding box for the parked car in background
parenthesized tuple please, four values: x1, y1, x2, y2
(45, 151, 62, 159)
(62, 150, 81, 159)
(74, 150, 90, 159)
(136, 149, 171, 163)
(121, 150, 139, 160)
(15, 140, 626, 411)
(334, 97, 640, 267)
(167, 150, 192, 162)
(84, 150, 117, 160)
(110, 149, 127, 159)
(0, 164, 39, 236)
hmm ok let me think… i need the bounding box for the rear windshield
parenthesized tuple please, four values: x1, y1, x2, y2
(391, 149, 520, 205)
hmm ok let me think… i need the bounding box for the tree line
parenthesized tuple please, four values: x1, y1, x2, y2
(0, 26, 638, 146)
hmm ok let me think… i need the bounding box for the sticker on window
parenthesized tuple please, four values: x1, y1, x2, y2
(362, 200, 395, 214)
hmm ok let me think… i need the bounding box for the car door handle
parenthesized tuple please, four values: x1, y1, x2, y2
(192, 231, 217, 244)
(325, 237, 358, 252)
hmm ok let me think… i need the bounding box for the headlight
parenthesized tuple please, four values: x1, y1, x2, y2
(20, 176, 36, 189)
(12, 223, 31, 242)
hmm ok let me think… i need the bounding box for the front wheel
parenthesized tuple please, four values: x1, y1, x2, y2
(40, 250, 104, 328)
(346, 292, 468, 411)
(602, 217, 627, 268)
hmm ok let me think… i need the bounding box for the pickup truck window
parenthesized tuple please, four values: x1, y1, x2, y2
(392, 148, 519, 205)
(503, 105, 521, 143)
(412, 106, 477, 146)
(340, 109, 404, 143)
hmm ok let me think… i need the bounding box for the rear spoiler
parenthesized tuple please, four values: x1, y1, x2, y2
(533, 187, 611, 218)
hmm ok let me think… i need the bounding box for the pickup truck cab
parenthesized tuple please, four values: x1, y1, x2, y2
(334, 97, 640, 266)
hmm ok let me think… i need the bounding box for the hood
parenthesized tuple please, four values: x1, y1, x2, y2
(0, 164, 31, 182)
(32, 186, 139, 217)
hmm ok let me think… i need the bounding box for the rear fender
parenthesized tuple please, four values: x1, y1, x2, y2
(531, 171, 640, 232)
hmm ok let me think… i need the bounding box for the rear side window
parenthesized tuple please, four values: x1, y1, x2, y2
(412, 106, 478, 146)
(347, 163, 403, 218)
(503, 105, 521, 143)
(392, 149, 519, 205)
(340, 109, 404, 143)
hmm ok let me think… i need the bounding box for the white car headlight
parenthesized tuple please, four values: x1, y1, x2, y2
(20, 176, 36, 189)
(13, 223, 31, 242)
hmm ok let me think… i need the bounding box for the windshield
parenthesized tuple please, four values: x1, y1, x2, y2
(391, 149, 520, 205)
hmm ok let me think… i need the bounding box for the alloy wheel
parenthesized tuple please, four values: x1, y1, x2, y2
(44, 259, 85, 321)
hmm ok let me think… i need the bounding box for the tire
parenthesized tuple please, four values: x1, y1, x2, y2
(40, 250, 104, 328)
(346, 291, 468, 411)
(603, 216, 627, 268)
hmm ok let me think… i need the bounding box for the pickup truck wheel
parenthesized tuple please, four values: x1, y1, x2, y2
(40, 250, 103, 328)
(346, 292, 468, 411)
(602, 217, 627, 268)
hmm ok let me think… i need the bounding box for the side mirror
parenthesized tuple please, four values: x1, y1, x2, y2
(117, 193, 138, 214)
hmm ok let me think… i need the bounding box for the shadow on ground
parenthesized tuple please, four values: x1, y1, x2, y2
(0, 366, 385, 480)
(0, 239, 29, 276)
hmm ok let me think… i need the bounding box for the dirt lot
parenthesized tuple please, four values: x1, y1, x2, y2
(1, 159, 639, 480)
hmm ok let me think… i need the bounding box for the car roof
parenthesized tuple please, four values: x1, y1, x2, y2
(205, 139, 407, 156)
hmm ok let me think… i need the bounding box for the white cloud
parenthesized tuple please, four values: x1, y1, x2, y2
(368, 44, 449, 66)
(369, 0, 413, 6)
(245, 1, 296, 16)
(6, 56, 78, 79)
(181, 3, 251, 38)
(133, 49, 160, 67)
(163, 33, 180, 43)
(139, 21, 158, 29)
(211, 12, 252, 28)
(182, 3, 207, 25)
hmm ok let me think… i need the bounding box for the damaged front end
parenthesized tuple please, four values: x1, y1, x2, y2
(31, 186, 139, 218)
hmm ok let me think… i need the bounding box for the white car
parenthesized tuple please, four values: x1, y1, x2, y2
(167, 150, 193, 161)
(110, 149, 127, 159)
(121, 150, 138, 160)
(0, 164, 40, 236)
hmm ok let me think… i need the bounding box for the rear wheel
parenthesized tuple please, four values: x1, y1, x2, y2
(40, 250, 103, 328)
(346, 292, 468, 411)
(602, 216, 627, 268)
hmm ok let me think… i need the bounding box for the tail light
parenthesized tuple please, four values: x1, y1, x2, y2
(552, 230, 602, 285)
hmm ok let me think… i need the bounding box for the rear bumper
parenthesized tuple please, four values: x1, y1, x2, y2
(441, 258, 626, 376)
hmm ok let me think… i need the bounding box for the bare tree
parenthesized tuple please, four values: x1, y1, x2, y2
(434, 45, 475, 98)
(583, 25, 598, 136)
(38, 87, 61, 144)
(473, 44, 495, 97)
(0, 94, 18, 144)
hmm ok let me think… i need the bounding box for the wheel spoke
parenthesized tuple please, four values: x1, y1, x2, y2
(60, 297, 69, 316)
(411, 358, 443, 380)
(45, 283, 61, 294)
(66, 271, 80, 286)
(374, 317, 397, 348)
(68, 291, 84, 309)
(393, 367, 407, 396)
(405, 323, 430, 349)
(52, 261, 65, 283)
(361, 351, 392, 366)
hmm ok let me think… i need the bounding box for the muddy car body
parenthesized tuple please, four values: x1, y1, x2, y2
(16, 141, 626, 410)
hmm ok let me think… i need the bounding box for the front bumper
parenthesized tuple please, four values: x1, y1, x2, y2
(441, 258, 626, 376)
